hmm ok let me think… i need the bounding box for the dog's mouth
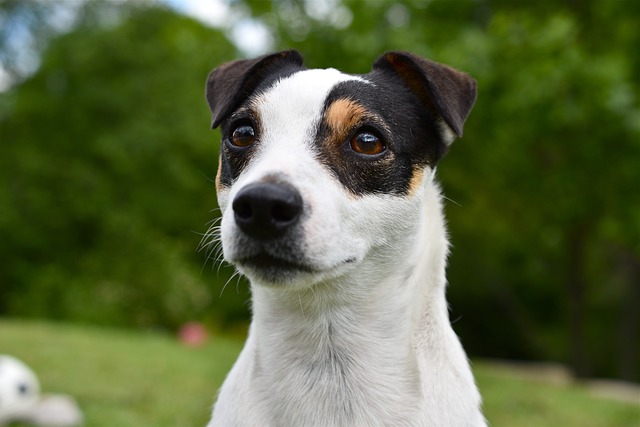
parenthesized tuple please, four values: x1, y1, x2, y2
(236, 252, 318, 284)
(239, 253, 314, 272)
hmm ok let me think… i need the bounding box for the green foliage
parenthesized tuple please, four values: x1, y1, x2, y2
(0, 0, 638, 382)
(0, 5, 242, 329)
(441, 7, 640, 379)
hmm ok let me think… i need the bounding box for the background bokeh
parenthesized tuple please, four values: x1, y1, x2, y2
(1, 0, 638, 383)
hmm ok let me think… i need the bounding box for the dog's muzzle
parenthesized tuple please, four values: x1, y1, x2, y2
(232, 182, 303, 240)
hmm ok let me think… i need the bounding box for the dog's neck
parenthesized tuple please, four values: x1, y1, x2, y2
(246, 180, 454, 423)
(249, 267, 426, 423)
(251, 259, 429, 365)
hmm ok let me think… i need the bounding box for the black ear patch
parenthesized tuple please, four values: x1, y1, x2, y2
(205, 50, 305, 128)
(372, 51, 477, 137)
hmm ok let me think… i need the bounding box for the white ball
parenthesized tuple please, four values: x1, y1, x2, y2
(0, 355, 41, 424)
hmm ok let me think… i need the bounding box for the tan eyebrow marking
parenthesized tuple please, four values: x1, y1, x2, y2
(325, 99, 369, 137)
(408, 167, 426, 197)
(215, 153, 225, 192)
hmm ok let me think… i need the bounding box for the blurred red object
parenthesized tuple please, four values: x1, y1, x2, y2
(178, 322, 209, 347)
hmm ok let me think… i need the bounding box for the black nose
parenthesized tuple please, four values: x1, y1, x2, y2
(232, 182, 303, 240)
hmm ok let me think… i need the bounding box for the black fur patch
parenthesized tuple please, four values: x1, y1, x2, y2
(313, 71, 444, 196)
(217, 108, 261, 189)
(216, 65, 304, 189)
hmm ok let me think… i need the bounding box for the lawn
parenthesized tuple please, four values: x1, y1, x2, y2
(0, 319, 637, 427)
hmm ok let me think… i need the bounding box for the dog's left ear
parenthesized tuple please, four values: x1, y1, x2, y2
(206, 50, 305, 128)
(373, 51, 477, 139)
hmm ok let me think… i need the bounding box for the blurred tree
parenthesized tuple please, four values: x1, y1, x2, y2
(445, 7, 640, 380)
(0, 0, 145, 88)
(0, 0, 62, 87)
(0, 4, 244, 329)
(1, 0, 638, 382)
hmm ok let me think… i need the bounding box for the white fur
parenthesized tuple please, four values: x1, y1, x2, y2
(208, 69, 486, 427)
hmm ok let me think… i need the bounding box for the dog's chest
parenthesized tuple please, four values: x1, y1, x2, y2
(248, 312, 421, 426)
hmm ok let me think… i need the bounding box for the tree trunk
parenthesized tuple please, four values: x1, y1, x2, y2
(567, 225, 590, 378)
(616, 246, 640, 381)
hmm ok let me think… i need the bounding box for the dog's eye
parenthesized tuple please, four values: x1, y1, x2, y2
(350, 131, 385, 156)
(230, 125, 256, 148)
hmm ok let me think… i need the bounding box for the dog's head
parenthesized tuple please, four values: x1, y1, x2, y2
(205, 50, 476, 289)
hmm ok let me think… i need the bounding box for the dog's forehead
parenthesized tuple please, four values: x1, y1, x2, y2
(254, 68, 368, 126)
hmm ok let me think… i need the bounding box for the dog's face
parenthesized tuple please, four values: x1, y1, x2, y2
(206, 51, 476, 289)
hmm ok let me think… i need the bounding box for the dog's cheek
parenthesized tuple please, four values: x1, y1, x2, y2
(314, 128, 421, 197)
(215, 156, 233, 211)
(349, 193, 422, 252)
(216, 188, 231, 213)
(219, 212, 239, 262)
(299, 182, 363, 266)
(215, 155, 224, 193)
(217, 142, 260, 189)
(325, 155, 416, 196)
(216, 150, 234, 187)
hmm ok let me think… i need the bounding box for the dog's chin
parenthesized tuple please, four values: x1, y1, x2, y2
(234, 253, 357, 289)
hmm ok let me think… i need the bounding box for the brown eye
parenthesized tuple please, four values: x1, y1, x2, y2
(231, 125, 256, 148)
(350, 131, 385, 155)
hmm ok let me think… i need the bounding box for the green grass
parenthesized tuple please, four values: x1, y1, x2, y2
(0, 320, 239, 427)
(475, 363, 638, 427)
(0, 319, 637, 427)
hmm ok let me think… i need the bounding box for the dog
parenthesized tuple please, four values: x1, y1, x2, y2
(204, 50, 485, 427)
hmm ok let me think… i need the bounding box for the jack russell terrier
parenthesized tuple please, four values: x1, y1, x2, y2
(203, 50, 486, 426)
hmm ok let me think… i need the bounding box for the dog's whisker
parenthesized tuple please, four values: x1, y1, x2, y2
(209, 247, 227, 274)
(234, 273, 245, 294)
(443, 195, 462, 207)
(197, 221, 225, 274)
(205, 215, 222, 227)
(298, 293, 308, 324)
(213, 248, 227, 275)
(219, 269, 241, 298)
(198, 168, 218, 185)
(203, 233, 221, 258)
(198, 224, 222, 252)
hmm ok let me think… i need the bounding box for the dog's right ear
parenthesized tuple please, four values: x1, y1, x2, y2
(205, 50, 305, 129)
(372, 51, 477, 139)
